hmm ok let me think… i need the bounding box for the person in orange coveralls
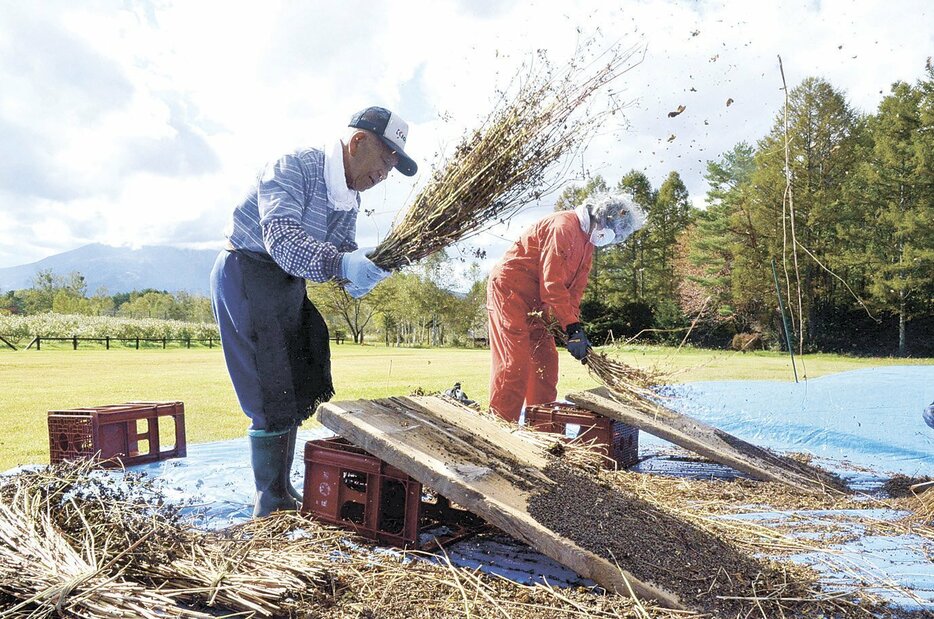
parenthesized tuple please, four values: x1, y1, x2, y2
(487, 193, 646, 422)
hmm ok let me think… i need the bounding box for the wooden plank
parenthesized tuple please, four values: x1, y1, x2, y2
(567, 387, 847, 496)
(316, 396, 685, 609)
(401, 396, 551, 470)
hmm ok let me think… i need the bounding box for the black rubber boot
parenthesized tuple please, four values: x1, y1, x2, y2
(249, 430, 299, 518)
(284, 426, 304, 504)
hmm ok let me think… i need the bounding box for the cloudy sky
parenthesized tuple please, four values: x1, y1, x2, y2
(0, 0, 931, 285)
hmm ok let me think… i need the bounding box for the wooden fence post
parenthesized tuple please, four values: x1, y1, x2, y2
(106, 336, 110, 350)
(73, 335, 78, 350)
(162, 336, 167, 349)
(135, 337, 140, 350)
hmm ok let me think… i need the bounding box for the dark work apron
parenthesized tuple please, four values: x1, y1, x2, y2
(236, 250, 333, 432)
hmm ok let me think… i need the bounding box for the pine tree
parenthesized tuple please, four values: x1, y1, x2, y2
(650, 171, 694, 299)
(690, 143, 761, 328)
(857, 67, 934, 355)
(614, 171, 656, 303)
(747, 77, 864, 349)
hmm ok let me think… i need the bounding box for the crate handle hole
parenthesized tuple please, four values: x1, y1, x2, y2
(134, 438, 149, 457)
(342, 471, 368, 493)
(379, 479, 408, 534)
(339, 501, 365, 524)
(160, 415, 177, 452)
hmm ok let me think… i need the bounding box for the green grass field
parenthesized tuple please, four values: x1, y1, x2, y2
(1, 345, 930, 470)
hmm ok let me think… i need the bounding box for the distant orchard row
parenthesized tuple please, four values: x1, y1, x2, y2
(0, 312, 219, 347)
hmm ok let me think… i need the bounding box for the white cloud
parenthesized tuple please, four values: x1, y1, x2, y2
(0, 0, 931, 284)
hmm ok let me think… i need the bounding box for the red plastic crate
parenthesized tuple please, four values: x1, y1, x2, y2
(302, 437, 422, 548)
(48, 401, 186, 467)
(524, 402, 639, 469)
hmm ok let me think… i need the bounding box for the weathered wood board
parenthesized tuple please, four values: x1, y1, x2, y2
(316, 395, 685, 609)
(567, 387, 847, 496)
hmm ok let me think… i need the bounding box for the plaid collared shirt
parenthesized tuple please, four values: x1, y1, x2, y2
(227, 148, 358, 281)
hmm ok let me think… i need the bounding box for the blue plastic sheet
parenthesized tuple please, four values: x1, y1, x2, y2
(12, 366, 931, 610)
(659, 365, 934, 477)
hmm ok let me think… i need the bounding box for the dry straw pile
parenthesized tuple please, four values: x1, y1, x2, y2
(369, 41, 644, 271)
(0, 460, 673, 618)
(1, 448, 927, 616)
(603, 469, 932, 617)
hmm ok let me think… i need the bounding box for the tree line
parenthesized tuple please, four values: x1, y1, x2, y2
(1, 269, 215, 324)
(561, 63, 934, 356)
(0, 261, 489, 349)
(3, 66, 931, 355)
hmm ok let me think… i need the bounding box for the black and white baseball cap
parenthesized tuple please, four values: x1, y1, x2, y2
(348, 106, 418, 176)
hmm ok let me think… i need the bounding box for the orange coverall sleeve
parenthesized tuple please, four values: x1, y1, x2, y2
(538, 220, 584, 329)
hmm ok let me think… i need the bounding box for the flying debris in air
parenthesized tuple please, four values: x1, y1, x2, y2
(690, 87, 697, 92)
(709, 54, 719, 62)
(668, 105, 686, 118)
(667, 134, 676, 142)
(704, 119, 709, 125)
(691, 29, 700, 36)
(726, 98, 734, 107)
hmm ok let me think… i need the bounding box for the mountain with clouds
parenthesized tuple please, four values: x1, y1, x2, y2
(0, 244, 221, 295)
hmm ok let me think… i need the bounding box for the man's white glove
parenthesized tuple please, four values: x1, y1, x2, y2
(340, 247, 390, 298)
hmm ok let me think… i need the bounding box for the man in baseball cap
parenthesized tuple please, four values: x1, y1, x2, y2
(348, 106, 418, 177)
(211, 105, 417, 517)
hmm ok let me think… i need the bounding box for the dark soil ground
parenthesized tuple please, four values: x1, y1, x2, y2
(884, 474, 933, 498)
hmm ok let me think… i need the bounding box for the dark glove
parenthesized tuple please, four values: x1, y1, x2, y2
(565, 322, 590, 362)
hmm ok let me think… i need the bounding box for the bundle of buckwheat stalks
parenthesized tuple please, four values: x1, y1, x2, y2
(370, 41, 645, 270)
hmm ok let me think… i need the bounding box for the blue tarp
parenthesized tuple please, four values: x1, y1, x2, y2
(24, 366, 934, 610)
(660, 365, 933, 478)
